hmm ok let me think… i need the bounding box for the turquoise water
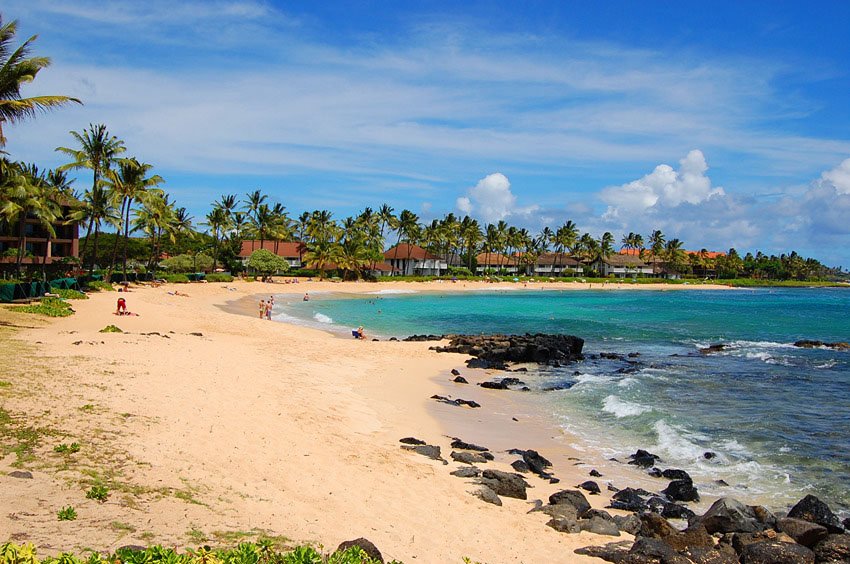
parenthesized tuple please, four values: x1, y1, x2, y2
(277, 288, 850, 513)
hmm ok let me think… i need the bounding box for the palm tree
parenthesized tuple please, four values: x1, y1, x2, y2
(459, 216, 482, 272)
(664, 238, 686, 275)
(243, 190, 267, 250)
(56, 124, 125, 271)
(555, 220, 578, 276)
(102, 158, 164, 280)
(391, 209, 419, 275)
(0, 16, 81, 147)
(133, 189, 176, 272)
(648, 230, 665, 260)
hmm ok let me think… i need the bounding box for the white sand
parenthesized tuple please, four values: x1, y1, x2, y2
(0, 279, 727, 561)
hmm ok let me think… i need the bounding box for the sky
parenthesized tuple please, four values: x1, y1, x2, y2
(4, 0, 850, 267)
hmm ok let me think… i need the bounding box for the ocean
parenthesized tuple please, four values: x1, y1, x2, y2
(275, 287, 850, 515)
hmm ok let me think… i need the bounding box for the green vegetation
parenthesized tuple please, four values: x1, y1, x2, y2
(161, 273, 190, 284)
(16, 298, 74, 317)
(205, 273, 234, 283)
(51, 288, 87, 299)
(56, 506, 77, 521)
(246, 249, 290, 276)
(85, 484, 109, 502)
(84, 281, 115, 292)
(0, 543, 400, 564)
(98, 325, 123, 333)
(53, 442, 81, 454)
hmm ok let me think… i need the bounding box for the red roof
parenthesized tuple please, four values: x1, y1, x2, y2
(686, 250, 726, 259)
(384, 244, 439, 261)
(239, 240, 305, 258)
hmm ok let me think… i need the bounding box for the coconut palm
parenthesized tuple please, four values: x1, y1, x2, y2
(243, 190, 266, 250)
(390, 209, 419, 274)
(56, 124, 125, 270)
(0, 15, 81, 147)
(102, 158, 164, 280)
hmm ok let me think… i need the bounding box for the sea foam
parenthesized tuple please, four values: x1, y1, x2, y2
(602, 395, 650, 418)
(313, 312, 333, 324)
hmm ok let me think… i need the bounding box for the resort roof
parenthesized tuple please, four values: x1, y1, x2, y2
(239, 240, 305, 258)
(686, 250, 727, 259)
(384, 244, 440, 261)
(475, 253, 518, 266)
(603, 254, 651, 267)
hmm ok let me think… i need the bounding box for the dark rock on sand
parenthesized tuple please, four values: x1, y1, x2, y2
(430, 394, 480, 408)
(787, 494, 845, 533)
(580, 516, 621, 537)
(399, 437, 426, 445)
(473, 486, 502, 506)
(628, 449, 661, 468)
(662, 469, 692, 481)
(8, 471, 33, 479)
(404, 334, 444, 342)
(479, 380, 509, 390)
(590, 469, 602, 477)
(663, 479, 700, 503)
(431, 333, 584, 366)
(639, 512, 680, 539)
(547, 516, 581, 534)
(450, 438, 489, 451)
(451, 368, 461, 376)
(814, 534, 850, 563)
(776, 517, 829, 548)
(608, 488, 649, 513)
(451, 451, 489, 465)
(481, 469, 529, 500)
(335, 538, 383, 563)
(456, 399, 481, 408)
(451, 466, 481, 478)
(696, 498, 766, 534)
(549, 489, 591, 515)
(577, 480, 601, 495)
(794, 339, 850, 350)
(614, 514, 642, 536)
(574, 540, 633, 563)
(511, 460, 530, 473)
(523, 449, 552, 475)
(627, 537, 693, 564)
(700, 343, 727, 354)
(401, 444, 447, 465)
(738, 540, 814, 563)
(661, 502, 696, 521)
(452, 376, 468, 384)
(648, 467, 663, 478)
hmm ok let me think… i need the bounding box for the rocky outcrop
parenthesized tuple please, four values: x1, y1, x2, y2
(694, 498, 768, 534)
(480, 469, 529, 500)
(400, 443, 447, 465)
(335, 538, 384, 563)
(429, 333, 584, 367)
(662, 478, 700, 503)
(793, 339, 850, 350)
(814, 534, 850, 563)
(787, 494, 845, 534)
(738, 539, 814, 563)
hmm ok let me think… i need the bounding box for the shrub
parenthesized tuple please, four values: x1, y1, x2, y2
(160, 274, 189, 284)
(86, 485, 109, 502)
(57, 506, 77, 521)
(205, 273, 234, 283)
(52, 289, 87, 300)
(84, 281, 115, 292)
(160, 253, 213, 273)
(247, 250, 290, 275)
(99, 325, 123, 333)
(54, 442, 81, 454)
(17, 298, 74, 317)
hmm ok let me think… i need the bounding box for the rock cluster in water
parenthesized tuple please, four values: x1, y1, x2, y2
(404, 333, 585, 369)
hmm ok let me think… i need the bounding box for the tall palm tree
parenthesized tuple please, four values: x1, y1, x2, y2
(56, 124, 125, 271)
(102, 158, 164, 280)
(0, 16, 81, 147)
(243, 189, 266, 251)
(391, 209, 419, 275)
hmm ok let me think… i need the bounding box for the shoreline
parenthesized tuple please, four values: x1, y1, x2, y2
(1, 279, 844, 563)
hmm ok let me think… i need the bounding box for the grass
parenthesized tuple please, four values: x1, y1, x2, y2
(16, 297, 74, 317)
(86, 484, 109, 502)
(110, 521, 136, 533)
(51, 288, 88, 299)
(85, 281, 115, 292)
(186, 527, 208, 543)
(0, 380, 11, 388)
(53, 442, 81, 454)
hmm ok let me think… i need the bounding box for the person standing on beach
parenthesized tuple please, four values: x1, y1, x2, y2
(266, 296, 274, 320)
(259, 299, 266, 319)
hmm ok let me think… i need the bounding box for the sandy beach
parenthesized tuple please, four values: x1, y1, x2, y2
(0, 279, 732, 563)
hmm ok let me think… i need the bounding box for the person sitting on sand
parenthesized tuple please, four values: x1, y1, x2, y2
(116, 297, 127, 315)
(356, 326, 366, 340)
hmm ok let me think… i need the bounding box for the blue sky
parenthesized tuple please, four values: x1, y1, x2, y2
(5, 1, 850, 266)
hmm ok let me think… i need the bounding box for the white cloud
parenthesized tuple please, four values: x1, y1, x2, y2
(601, 150, 725, 220)
(455, 173, 538, 223)
(819, 157, 850, 195)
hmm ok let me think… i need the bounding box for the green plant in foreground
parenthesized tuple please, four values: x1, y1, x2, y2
(85, 281, 115, 292)
(52, 289, 88, 300)
(17, 298, 74, 317)
(85, 485, 109, 502)
(57, 506, 77, 521)
(53, 442, 81, 454)
(98, 325, 123, 333)
(0, 541, 39, 564)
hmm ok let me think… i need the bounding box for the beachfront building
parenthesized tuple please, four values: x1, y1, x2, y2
(595, 254, 655, 278)
(530, 253, 583, 277)
(384, 244, 447, 276)
(475, 252, 520, 275)
(238, 240, 306, 268)
(0, 204, 80, 266)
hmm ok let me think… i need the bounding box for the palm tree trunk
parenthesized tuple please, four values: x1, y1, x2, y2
(121, 198, 133, 282)
(15, 216, 26, 278)
(108, 198, 128, 278)
(89, 223, 100, 277)
(79, 220, 93, 271)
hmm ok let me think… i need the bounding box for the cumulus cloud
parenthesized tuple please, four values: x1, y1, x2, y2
(819, 158, 850, 195)
(790, 158, 850, 237)
(601, 150, 725, 220)
(455, 173, 538, 223)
